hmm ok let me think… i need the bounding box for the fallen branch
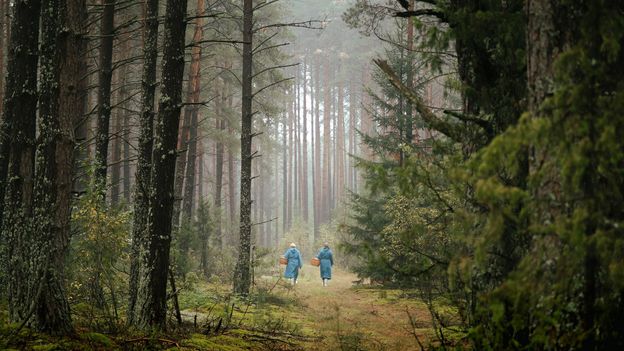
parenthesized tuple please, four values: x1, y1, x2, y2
(123, 337, 180, 348)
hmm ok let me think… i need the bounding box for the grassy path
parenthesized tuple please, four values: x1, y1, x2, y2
(272, 265, 433, 350)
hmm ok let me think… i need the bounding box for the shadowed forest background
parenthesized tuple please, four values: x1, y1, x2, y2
(0, 0, 623, 350)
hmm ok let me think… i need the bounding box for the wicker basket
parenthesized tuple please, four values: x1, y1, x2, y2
(310, 257, 320, 267)
(279, 256, 288, 265)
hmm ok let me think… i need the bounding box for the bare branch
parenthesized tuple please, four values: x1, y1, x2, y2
(252, 62, 299, 79)
(252, 76, 294, 97)
(253, 19, 325, 33)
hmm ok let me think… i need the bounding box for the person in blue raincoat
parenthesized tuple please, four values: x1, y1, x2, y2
(316, 242, 334, 286)
(283, 243, 302, 285)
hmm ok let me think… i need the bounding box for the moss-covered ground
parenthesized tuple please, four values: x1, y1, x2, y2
(0, 266, 450, 350)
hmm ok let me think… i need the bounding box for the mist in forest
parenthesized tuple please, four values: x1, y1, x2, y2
(0, 0, 622, 350)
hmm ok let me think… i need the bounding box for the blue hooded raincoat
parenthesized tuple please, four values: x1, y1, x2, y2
(317, 247, 333, 279)
(283, 247, 302, 279)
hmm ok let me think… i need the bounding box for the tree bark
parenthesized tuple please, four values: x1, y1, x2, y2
(181, 0, 205, 222)
(321, 58, 332, 224)
(282, 116, 287, 235)
(0, 0, 5, 114)
(29, 0, 77, 333)
(233, 0, 254, 295)
(336, 80, 345, 206)
(110, 70, 122, 204)
(228, 130, 236, 230)
(135, 0, 188, 329)
(313, 56, 321, 240)
(128, 0, 159, 326)
(2, 0, 41, 323)
(215, 82, 226, 248)
(348, 80, 356, 192)
(95, 0, 116, 198)
(301, 60, 308, 222)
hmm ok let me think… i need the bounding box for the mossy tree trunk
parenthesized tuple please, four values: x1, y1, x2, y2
(128, 0, 159, 326)
(30, 0, 76, 334)
(134, 0, 188, 330)
(2, 0, 42, 320)
(2, 0, 82, 335)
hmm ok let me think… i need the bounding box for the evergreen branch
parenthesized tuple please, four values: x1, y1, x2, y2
(373, 59, 466, 143)
(394, 8, 448, 22)
(443, 110, 494, 139)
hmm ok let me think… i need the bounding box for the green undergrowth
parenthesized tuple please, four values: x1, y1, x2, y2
(0, 278, 310, 350)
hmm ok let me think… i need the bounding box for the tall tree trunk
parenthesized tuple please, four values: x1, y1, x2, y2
(95, 0, 115, 198)
(135, 0, 188, 329)
(0, 0, 5, 114)
(2, 0, 41, 322)
(288, 98, 293, 229)
(282, 117, 287, 235)
(214, 110, 224, 246)
(0, 0, 40, 230)
(233, 0, 253, 295)
(348, 80, 356, 192)
(215, 79, 227, 248)
(228, 131, 236, 230)
(302, 59, 308, 222)
(360, 65, 373, 163)
(136, 0, 188, 329)
(182, 0, 205, 221)
(122, 103, 132, 201)
(295, 85, 300, 218)
(313, 56, 321, 240)
(110, 65, 123, 204)
(321, 59, 332, 224)
(336, 80, 345, 206)
(29, 0, 77, 333)
(128, 0, 159, 326)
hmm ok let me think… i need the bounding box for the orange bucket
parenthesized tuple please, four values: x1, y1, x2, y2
(279, 256, 288, 265)
(310, 257, 320, 267)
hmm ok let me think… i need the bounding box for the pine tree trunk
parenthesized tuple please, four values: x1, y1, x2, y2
(228, 133, 236, 230)
(287, 100, 293, 229)
(282, 117, 287, 235)
(0, 0, 40, 231)
(135, 0, 188, 329)
(336, 80, 345, 205)
(128, 0, 159, 327)
(110, 68, 122, 204)
(321, 59, 332, 224)
(348, 80, 356, 192)
(313, 56, 321, 240)
(95, 0, 115, 197)
(302, 59, 308, 222)
(29, 0, 76, 333)
(0, 0, 5, 114)
(215, 92, 225, 248)
(182, 0, 204, 221)
(2, 0, 41, 322)
(360, 65, 373, 162)
(233, 0, 253, 295)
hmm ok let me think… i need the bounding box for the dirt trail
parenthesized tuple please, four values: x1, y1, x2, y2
(284, 265, 432, 350)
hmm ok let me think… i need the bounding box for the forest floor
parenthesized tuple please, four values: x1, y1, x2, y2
(263, 265, 435, 350)
(0, 265, 444, 350)
(178, 264, 438, 350)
